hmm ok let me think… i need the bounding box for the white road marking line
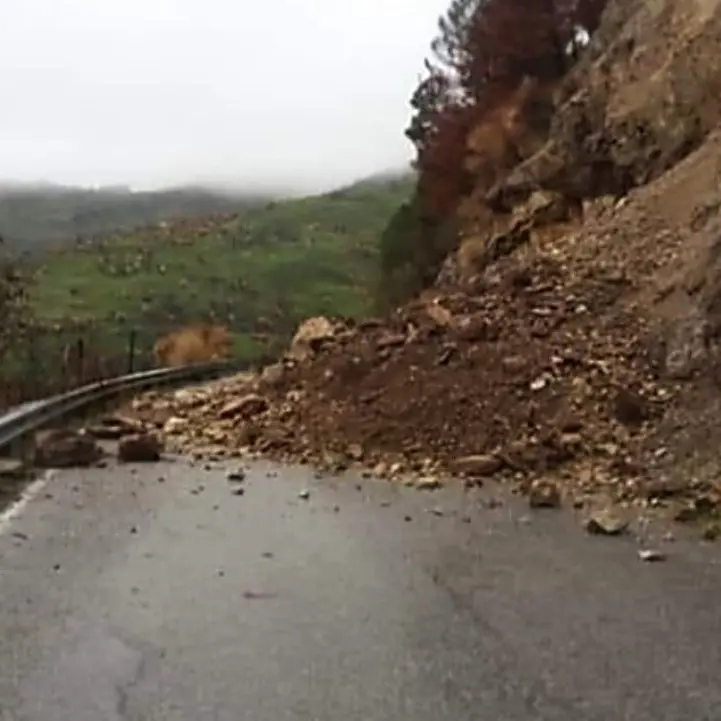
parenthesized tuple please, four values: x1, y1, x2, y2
(0, 474, 52, 534)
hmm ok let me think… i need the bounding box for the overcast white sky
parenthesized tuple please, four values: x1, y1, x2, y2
(0, 0, 448, 193)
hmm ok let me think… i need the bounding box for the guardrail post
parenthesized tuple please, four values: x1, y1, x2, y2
(76, 337, 85, 385)
(127, 330, 137, 374)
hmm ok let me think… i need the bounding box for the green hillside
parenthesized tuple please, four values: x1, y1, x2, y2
(27, 176, 413, 364)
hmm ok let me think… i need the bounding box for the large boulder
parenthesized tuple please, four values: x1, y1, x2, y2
(117, 432, 163, 463)
(34, 429, 103, 468)
(286, 316, 338, 362)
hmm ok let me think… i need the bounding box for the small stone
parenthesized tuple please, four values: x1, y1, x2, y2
(218, 394, 268, 420)
(528, 480, 561, 508)
(346, 443, 364, 461)
(226, 469, 246, 482)
(415, 475, 442, 491)
(638, 549, 666, 562)
(673, 504, 699, 523)
(232, 487, 245, 496)
(584, 510, 629, 536)
(298, 489, 310, 500)
(702, 522, 721, 541)
(451, 454, 503, 477)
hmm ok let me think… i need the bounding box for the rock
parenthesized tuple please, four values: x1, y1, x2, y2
(702, 522, 721, 541)
(643, 477, 688, 500)
(163, 416, 188, 434)
(664, 310, 709, 380)
(86, 414, 145, 440)
(34, 429, 103, 469)
(638, 548, 666, 562)
(584, 510, 629, 536)
(415, 475, 442, 491)
(117, 433, 162, 463)
(424, 302, 454, 328)
(298, 489, 310, 500)
(450, 454, 503, 477)
(218, 394, 268, 420)
(375, 332, 407, 349)
(260, 363, 285, 387)
(0, 458, 26, 478)
(236, 423, 261, 447)
(455, 315, 495, 342)
(501, 356, 526, 374)
(612, 388, 648, 426)
(346, 443, 364, 461)
(528, 479, 561, 508)
(226, 469, 246, 482)
(286, 316, 337, 361)
(673, 495, 718, 522)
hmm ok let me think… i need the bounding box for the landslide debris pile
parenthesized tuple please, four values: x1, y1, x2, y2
(128, 0, 721, 520)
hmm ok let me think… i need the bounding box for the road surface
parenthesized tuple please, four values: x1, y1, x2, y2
(1, 456, 721, 720)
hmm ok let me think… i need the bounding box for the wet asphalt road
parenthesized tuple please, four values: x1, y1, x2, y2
(2, 458, 721, 720)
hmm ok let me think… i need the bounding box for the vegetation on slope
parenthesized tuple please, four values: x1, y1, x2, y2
(27, 175, 413, 366)
(380, 0, 609, 304)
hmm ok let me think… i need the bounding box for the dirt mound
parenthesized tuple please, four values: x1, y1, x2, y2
(153, 323, 230, 367)
(125, 0, 721, 532)
(128, 142, 721, 526)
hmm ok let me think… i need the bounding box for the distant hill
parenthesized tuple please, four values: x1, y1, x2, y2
(0, 182, 275, 254)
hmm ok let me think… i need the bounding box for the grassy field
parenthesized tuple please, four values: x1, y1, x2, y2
(27, 176, 413, 363)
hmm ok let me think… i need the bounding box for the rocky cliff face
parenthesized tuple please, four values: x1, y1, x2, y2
(493, 0, 721, 204)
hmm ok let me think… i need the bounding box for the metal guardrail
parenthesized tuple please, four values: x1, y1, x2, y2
(0, 359, 245, 453)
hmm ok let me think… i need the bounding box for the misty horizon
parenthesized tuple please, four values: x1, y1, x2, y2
(0, 0, 447, 193)
(0, 163, 415, 198)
